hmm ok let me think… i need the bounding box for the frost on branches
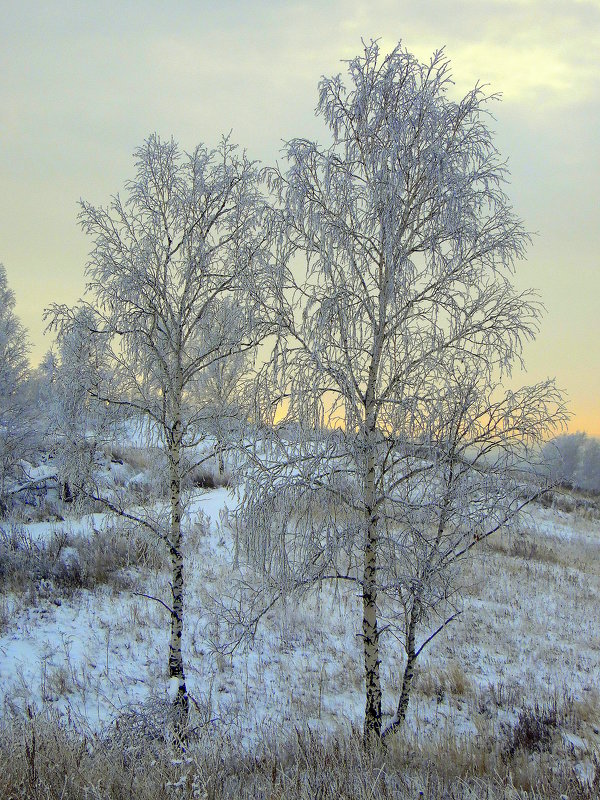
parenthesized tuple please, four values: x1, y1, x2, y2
(240, 41, 566, 743)
(47, 134, 270, 741)
(45, 307, 118, 505)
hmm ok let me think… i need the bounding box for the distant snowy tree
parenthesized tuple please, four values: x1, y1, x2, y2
(573, 436, 600, 494)
(30, 349, 59, 429)
(242, 41, 565, 743)
(48, 134, 269, 740)
(0, 264, 31, 514)
(542, 432, 588, 487)
(49, 307, 116, 504)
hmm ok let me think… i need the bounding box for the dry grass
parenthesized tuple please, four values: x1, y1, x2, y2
(0, 521, 166, 601)
(2, 457, 599, 798)
(0, 707, 598, 800)
(107, 445, 161, 474)
(536, 488, 600, 520)
(484, 529, 562, 567)
(412, 661, 473, 702)
(184, 463, 230, 491)
(573, 689, 600, 728)
(483, 519, 600, 577)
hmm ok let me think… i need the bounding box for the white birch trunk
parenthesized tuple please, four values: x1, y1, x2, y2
(168, 407, 189, 742)
(362, 399, 382, 743)
(382, 598, 420, 739)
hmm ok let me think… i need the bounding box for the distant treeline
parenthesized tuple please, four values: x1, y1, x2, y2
(543, 433, 600, 493)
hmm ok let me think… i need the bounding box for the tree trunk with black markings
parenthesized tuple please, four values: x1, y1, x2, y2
(362, 414, 382, 745)
(382, 598, 420, 740)
(168, 411, 189, 744)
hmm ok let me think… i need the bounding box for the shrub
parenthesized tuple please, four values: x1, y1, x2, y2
(504, 701, 559, 759)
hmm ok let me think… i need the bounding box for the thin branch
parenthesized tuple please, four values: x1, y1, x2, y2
(131, 592, 174, 615)
(415, 612, 462, 658)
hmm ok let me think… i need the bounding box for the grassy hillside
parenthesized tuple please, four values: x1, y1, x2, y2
(0, 445, 599, 798)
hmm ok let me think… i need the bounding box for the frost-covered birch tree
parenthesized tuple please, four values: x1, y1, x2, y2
(376, 356, 565, 738)
(0, 264, 32, 514)
(242, 41, 565, 743)
(48, 134, 268, 739)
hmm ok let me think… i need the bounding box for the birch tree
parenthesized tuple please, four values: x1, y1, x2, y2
(377, 357, 565, 738)
(48, 134, 267, 739)
(242, 41, 565, 743)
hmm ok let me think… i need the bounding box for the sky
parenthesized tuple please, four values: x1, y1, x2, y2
(1, 0, 598, 435)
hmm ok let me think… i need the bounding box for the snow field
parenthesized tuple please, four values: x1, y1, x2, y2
(1, 481, 599, 774)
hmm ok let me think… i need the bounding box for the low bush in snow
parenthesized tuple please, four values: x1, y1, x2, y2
(184, 463, 231, 491)
(503, 700, 559, 759)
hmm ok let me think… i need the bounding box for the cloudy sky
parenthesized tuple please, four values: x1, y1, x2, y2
(1, 0, 598, 434)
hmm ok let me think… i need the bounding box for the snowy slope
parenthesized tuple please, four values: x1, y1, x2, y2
(1, 477, 599, 762)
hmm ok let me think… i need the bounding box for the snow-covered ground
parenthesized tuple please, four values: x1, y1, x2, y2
(1, 468, 599, 768)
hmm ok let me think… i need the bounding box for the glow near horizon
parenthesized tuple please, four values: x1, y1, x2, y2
(0, 0, 598, 435)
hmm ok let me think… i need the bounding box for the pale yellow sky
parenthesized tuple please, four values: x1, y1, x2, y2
(1, 0, 598, 434)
